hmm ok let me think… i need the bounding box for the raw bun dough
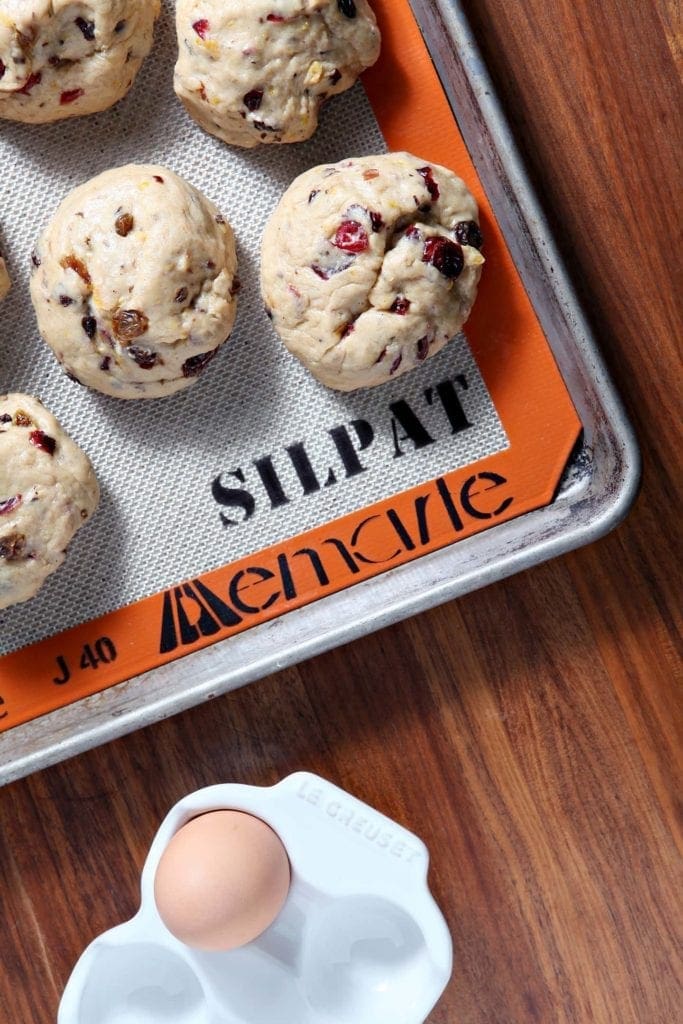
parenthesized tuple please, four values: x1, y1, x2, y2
(0, 254, 8, 301)
(260, 152, 485, 391)
(0, 0, 159, 124)
(174, 0, 380, 148)
(30, 164, 239, 400)
(0, 394, 99, 611)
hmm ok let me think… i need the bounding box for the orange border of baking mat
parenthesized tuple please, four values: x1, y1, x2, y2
(0, 0, 580, 730)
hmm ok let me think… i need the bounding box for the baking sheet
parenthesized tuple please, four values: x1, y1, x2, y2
(0, 0, 632, 768)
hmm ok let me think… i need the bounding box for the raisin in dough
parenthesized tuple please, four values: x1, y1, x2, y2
(30, 165, 239, 400)
(261, 152, 485, 391)
(0, 253, 8, 301)
(174, 0, 380, 148)
(0, 394, 99, 611)
(0, 0, 159, 124)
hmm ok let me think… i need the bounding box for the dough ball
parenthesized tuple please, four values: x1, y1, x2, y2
(0, 253, 9, 301)
(30, 164, 239, 400)
(0, 394, 99, 611)
(260, 152, 485, 391)
(0, 0, 159, 124)
(174, 0, 381, 148)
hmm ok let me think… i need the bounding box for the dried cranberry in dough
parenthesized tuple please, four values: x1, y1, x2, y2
(174, 0, 380, 148)
(30, 165, 239, 400)
(0, 1, 159, 124)
(261, 152, 485, 391)
(0, 393, 99, 610)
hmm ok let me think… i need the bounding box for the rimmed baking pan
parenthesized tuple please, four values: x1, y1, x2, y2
(0, 0, 639, 784)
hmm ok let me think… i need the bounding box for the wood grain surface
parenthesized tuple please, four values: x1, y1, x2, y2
(1, 2, 681, 1022)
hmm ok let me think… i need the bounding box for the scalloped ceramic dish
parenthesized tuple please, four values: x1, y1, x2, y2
(59, 773, 452, 1024)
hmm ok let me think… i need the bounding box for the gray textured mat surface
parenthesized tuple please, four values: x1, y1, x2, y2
(0, 2, 506, 654)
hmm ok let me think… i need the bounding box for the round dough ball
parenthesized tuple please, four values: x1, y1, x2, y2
(30, 165, 239, 400)
(260, 152, 485, 391)
(0, 394, 99, 611)
(174, 0, 381, 149)
(0, 0, 159, 124)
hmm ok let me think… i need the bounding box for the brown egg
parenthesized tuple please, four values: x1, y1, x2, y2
(154, 810, 291, 951)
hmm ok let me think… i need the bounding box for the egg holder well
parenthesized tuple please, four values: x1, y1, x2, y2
(58, 771, 452, 1024)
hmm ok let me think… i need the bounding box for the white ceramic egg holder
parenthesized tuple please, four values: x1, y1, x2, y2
(58, 772, 452, 1024)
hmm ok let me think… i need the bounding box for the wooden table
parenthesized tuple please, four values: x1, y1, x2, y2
(1, 2, 680, 1021)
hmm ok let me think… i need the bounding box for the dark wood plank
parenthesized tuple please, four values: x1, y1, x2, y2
(0, 1, 681, 1022)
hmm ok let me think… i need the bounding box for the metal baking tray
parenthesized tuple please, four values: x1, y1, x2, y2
(0, 0, 639, 785)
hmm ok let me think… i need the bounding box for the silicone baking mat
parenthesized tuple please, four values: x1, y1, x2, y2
(0, 0, 579, 728)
